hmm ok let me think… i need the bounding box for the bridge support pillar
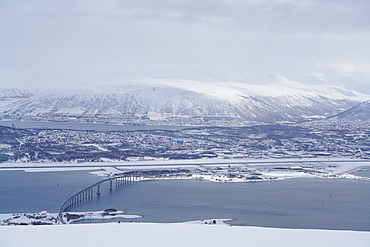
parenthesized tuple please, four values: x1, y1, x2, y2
(97, 185, 101, 195)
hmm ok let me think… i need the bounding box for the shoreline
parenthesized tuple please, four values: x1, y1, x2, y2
(1, 157, 370, 170)
(1, 157, 369, 181)
(3, 209, 370, 233)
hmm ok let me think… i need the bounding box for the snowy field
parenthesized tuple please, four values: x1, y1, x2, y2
(1, 221, 370, 247)
(1, 157, 369, 183)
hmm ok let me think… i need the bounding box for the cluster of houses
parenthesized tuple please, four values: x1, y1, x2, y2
(1, 124, 370, 163)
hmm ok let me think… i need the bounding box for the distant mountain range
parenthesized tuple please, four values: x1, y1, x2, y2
(0, 73, 369, 125)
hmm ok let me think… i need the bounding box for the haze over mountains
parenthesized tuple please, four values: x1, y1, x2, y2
(0, 73, 369, 126)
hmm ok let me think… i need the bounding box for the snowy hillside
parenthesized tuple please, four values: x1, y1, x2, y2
(307, 100, 370, 128)
(0, 88, 34, 99)
(0, 74, 368, 125)
(216, 73, 367, 120)
(2, 222, 370, 247)
(331, 100, 370, 121)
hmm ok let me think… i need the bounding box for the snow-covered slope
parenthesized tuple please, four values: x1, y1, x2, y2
(331, 100, 370, 121)
(309, 100, 370, 127)
(2, 222, 370, 247)
(0, 88, 34, 99)
(217, 73, 368, 120)
(0, 74, 368, 125)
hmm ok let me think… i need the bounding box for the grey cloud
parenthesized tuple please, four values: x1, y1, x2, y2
(8, 0, 368, 35)
(0, 0, 370, 93)
(112, 0, 370, 33)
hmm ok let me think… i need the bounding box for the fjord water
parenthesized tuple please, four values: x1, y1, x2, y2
(0, 170, 101, 213)
(1, 170, 370, 231)
(0, 121, 186, 131)
(73, 176, 370, 231)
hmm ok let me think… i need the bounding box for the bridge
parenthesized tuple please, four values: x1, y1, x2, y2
(59, 175, 141, 224)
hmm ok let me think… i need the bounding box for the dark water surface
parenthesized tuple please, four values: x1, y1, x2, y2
(72, 178, 370, 231)
(352, 169, 370, 179)
(1, 170, 370, 231)
(0, 120, 186, 131)
(0, 170, 101, 213)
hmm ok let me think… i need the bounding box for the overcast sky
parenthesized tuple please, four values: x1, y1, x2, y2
(1, 0, 370, 93)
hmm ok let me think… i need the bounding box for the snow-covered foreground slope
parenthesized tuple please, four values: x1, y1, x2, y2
(0, 73, 369, 125)
(1, 222, 370, 247)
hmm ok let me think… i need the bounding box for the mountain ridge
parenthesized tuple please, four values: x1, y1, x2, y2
(0, 74, 369, 125)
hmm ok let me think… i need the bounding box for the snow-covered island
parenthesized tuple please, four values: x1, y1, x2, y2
(87, 158, 370, 183)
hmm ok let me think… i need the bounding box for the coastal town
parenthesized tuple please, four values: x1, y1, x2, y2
(1, 124, 370, 163)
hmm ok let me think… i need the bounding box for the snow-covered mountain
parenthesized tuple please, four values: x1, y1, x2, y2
(0, 88, 34, 99)
(315, 100, 370, 127)
(331, 100, 370, 121)
(303, 100, 370, 128)
(0, 74, 368, 125)
(215, 73, 367, 120)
